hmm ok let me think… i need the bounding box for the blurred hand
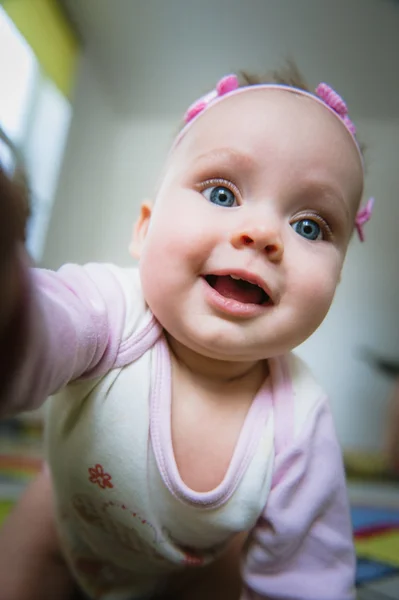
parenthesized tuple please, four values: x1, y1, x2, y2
(0, 165, 29, 402)
(0, 167, 26, 329)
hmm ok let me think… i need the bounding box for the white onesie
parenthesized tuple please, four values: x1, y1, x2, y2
(5, 264, 356, 600)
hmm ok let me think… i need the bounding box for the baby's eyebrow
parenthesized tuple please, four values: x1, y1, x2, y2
(300, 180, 352, 224)
(194, 148, 258, 172)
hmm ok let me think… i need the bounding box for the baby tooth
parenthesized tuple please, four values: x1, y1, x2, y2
(230, 275, 241, 280)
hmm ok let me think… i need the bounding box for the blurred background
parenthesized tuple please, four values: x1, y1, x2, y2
(1, 0, 399, 595)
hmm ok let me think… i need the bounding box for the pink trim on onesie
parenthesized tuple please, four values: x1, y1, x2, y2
(268, 357, 295, 457)
(115, 312, 163, 367)
(149, 334, 294, 509)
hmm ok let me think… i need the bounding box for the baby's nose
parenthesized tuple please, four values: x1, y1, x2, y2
(230, 225, 284, 262)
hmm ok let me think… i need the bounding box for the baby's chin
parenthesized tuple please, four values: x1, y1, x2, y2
(166, 311, 328, 366)
(150, 293, 323, 364)
(184, 343, 265, 363)
(164, 322, 286, 364)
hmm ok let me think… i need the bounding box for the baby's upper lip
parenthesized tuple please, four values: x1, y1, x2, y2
(203, 269, 275, 303)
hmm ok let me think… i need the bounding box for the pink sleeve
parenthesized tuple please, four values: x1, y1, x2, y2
(241, 400, 356, 600)
(1, 262, 128, 417)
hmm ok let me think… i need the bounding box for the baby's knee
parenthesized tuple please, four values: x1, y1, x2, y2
(0, 468, 75, 600)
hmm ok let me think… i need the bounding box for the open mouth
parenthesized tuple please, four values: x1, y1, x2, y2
(204, 274, 271, 306)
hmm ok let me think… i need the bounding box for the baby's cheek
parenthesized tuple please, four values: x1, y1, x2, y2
(162, 227, 214, 273)
(138, 236, 187, 316)
(303, 274, 338, 324)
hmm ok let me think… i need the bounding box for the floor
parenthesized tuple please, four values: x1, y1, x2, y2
(350, 482, 399, 599)
(358, 577, 399, 600)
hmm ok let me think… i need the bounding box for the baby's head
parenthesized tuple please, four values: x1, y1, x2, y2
(131, 65, 370, 363)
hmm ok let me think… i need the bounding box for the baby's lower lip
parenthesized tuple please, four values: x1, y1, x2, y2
(201, 277, 271, 318)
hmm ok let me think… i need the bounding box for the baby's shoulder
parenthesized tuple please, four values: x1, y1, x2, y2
(102, 264, 149, 339)
(285, 352, 329, 435)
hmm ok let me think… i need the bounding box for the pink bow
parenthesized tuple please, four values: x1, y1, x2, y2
(316, 83, 356, 135)
(355, 197, 374, 242)
(184, 75, 239, 124)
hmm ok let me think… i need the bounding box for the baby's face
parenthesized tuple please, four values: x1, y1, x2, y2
(133, 90, 364, 361)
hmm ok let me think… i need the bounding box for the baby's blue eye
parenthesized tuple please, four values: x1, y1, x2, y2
(204, 186, 237, 207)
(291, 219, 322, 241)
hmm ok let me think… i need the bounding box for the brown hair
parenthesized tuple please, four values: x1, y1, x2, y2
(239, 60, 311, 91)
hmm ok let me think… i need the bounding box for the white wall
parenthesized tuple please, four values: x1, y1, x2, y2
(44, 55, 399, 451)
(45, 54, 178, 268)
(43, 54, 123, 267)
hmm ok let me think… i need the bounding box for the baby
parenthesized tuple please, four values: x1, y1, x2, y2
(0, 66, 373, 600)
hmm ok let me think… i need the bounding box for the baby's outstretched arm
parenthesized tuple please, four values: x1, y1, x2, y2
(241, 399, 355, 600)
(0, 261, 131, 418)
(0, 166, 131, 417)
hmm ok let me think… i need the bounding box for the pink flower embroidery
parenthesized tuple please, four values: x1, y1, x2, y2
(183, 552, 204, 566)
(88, 464, 114, 489)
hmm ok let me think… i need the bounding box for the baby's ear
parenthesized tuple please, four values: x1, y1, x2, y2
(129, 201, 153, 258)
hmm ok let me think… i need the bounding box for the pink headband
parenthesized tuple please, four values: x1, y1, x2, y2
(177, 74, 374, 242)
